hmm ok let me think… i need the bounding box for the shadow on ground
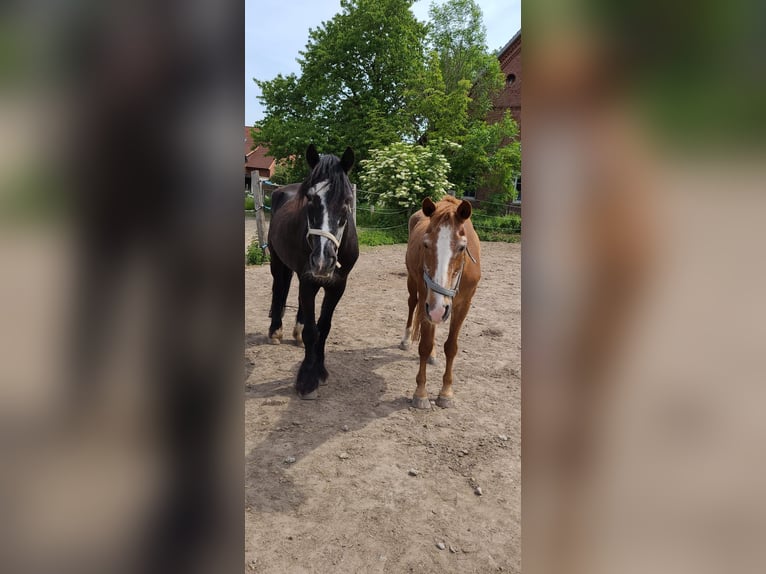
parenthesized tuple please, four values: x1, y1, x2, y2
(245, 340, 410, 514)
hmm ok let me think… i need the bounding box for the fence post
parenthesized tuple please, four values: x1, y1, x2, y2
(351, 183, 357, 226)
(254, 177, 269, 256)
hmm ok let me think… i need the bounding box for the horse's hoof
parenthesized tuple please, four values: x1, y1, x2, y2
(299, 390, 318, 400)
(436, 396, 454, 408)
(268, 328, 283, 344)
(399, 340, 410, 351)
(411, 396, 432, 410)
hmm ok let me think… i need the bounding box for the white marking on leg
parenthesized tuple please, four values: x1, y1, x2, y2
(400, 326, 412, 349)
(293, 321, 304, 345)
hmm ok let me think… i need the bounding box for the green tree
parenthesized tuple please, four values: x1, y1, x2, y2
(448, 111, 520, 202)
(358, 142, 451, 211)
(426, 0, 504, 121)
(254, 0, 427, 167)
(406, 51, 471, 145)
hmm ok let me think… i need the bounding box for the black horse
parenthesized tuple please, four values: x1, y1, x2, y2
(267, 144, 359, 399)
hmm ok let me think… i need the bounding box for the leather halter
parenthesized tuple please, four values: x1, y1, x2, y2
(306, 228, 342, 268)
(422, 247, 477, 298)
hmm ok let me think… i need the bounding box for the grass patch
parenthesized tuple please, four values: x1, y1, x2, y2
(475, 229, 521, 243)
(358, 226, 409, 246)
(245, 196, 254, 210)
(471, 209, 521, 243)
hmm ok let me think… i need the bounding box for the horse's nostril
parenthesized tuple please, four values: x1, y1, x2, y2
(425, 302, 430, 315)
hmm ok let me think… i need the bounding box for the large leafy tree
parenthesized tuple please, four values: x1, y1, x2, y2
(425, 0, 504, 121)
(447, 111, 520, 201)
(406, 51, 471, 145)
(254, 0, 427, 175)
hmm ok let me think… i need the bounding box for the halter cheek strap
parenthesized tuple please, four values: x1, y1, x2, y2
(306, 228, 342, 268)
(423, 248, 475, 298)
(423, 269, 458, 298)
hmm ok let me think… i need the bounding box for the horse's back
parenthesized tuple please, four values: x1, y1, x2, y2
(270, 183, 300, 216)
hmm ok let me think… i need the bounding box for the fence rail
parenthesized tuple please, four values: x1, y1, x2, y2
(246, 183, 520, 236)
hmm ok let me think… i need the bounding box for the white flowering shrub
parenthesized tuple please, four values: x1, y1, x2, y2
(358, 142, 451, 211)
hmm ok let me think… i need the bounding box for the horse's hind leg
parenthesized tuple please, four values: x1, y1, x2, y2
(400, 274, 418, 350)
(292, 301, 304, 347)
(268, 253, 293, 344)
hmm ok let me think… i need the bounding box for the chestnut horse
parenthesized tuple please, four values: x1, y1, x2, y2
(400, 196, 481, 408)
(267, 144, 359, 399)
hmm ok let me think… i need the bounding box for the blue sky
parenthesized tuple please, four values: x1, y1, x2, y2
(245, 0, 521, 125)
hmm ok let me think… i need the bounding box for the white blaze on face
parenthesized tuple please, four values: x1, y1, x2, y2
(427, 224, 454, 321)
(309, 181, 331, 268)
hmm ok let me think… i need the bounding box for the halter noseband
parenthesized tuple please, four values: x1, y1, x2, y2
(306, 228, 342, 268)
(422, 247, 476, 298)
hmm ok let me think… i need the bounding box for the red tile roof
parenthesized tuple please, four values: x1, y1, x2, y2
(244, 126, 275, 176)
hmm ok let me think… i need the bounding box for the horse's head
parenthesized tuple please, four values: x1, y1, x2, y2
(420, 196, 473, 324)
(301, 144, 355, 279)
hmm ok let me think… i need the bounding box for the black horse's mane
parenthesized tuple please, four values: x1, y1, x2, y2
(299, 154, 352, 205)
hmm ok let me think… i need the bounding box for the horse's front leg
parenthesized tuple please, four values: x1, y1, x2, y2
(412, 321, 435, 409)
(295, 280, 321, 399)
(315, 279, 347, 386)
(436, 297, 471, 408)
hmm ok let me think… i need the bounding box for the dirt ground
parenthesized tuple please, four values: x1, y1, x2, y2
(245, 221, 520, 573)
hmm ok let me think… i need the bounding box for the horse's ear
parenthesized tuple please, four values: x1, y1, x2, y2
(456, 199, 472, 221)
(422, 197, 436, 217)
(306, 144, 320, 169)
(340, 147, 354, 173)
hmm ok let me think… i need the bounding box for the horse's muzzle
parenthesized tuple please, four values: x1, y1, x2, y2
(309, 251, 337, 276)
(425, 302, 450, 324)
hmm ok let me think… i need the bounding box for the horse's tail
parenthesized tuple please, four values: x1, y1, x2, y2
(411, 298, 423, 344)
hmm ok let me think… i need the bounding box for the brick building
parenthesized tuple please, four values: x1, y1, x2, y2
(244, 126, 275, 191)
(473, 30, 521, 208)
(488, 30, 521, 130)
